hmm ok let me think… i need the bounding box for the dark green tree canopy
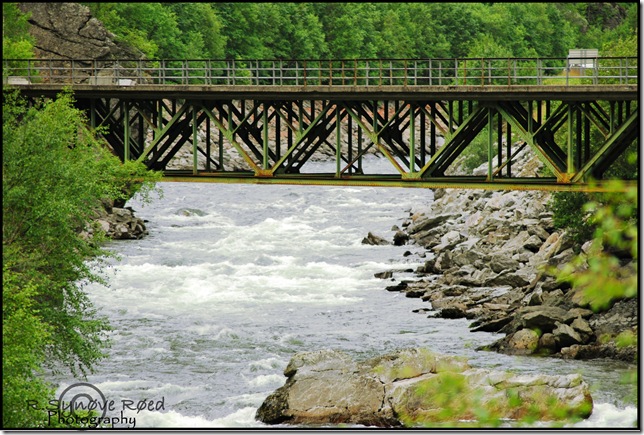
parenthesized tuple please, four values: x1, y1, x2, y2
(82, 2, 637, 60)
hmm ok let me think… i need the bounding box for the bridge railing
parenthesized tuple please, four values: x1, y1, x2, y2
(3, 57, 638, 86)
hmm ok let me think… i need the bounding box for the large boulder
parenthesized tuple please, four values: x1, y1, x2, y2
(19, 2, 142, 60)
(256, 348, 593, 427)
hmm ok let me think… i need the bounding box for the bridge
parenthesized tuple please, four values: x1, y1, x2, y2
(4, 57, 639, 192)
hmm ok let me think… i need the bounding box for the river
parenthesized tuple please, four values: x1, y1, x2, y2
(52, 159, 637, 429)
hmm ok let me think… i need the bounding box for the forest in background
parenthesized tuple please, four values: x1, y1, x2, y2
(80, 3, 638, 60)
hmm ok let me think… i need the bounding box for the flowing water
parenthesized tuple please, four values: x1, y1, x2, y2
(52, 159, 637, 428)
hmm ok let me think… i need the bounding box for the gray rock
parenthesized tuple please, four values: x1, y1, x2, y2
(507, 328, 540, 354)
(19, 3, 142, 62)
(519, 306, 569, 332)
(393, 231, 409, 246)
(483, 270, 530, 288)
(489, 254, 521, 274)
(362, 232, 390, 245)
(256, 348, 594, 427)
(407, 213, 460, 235)
(571, 317, 594, 336)
(553, 321, 584, 348)
(538, 333, 557, 352)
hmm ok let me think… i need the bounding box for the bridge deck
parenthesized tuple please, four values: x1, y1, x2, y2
(13, 84, 638, 102)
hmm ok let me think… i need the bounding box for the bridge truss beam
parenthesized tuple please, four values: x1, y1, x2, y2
(73, 93, 638, 192)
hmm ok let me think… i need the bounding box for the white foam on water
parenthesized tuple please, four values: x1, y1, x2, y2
(246, 374, 286, 388)
(132, 408, 263, 428)
(569, 403, 638, 428)
(248, 357, 285, 372)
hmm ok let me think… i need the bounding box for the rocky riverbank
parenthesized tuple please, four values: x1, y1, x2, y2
(371, 154, 637, 363)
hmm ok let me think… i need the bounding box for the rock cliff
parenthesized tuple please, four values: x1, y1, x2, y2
(18, 2, 142, 60)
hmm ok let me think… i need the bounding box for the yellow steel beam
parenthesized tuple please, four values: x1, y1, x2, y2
(159, 172, 636, 193)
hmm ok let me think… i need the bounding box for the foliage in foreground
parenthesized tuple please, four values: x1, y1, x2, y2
(2, 90, 161, 428)
(548, 181, 638, 312)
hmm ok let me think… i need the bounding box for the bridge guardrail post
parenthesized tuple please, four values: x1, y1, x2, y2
(455, 59, 459, 86)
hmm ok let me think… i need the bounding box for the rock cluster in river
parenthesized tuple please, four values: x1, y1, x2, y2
(82, 198, 148, 240)
(256, 347, 593, 427)
(372, 153, 637, 362)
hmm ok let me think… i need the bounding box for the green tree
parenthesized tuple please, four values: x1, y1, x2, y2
(312, 3, 381, 58)
(268, 3, 328, 59)
(86, 3, 219, 59)
(397, 4, 451, 59)
(436, 3, 486, 58)
(369, 5, 416, 59)
(548, 191, 596, 247)
(2, 3, 35, 76)
(550, 182, 638, 312)
(165, 3, 227, 58)
(3, 90, 161, 428)
(213, 3, 275, 59)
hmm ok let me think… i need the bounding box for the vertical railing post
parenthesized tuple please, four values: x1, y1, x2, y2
(404, 59, 408, 86)
(487, 58, 492, 84)
(480, 58, 484, 85)
(593, 58, 598, 85)
(462, 59, 466, 85)
(354, 59, 358, 86)
(455, 59, 458, 85)
(366, 60, 369, 86)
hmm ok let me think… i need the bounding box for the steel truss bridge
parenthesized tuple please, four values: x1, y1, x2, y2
(4, 57, 639, 192)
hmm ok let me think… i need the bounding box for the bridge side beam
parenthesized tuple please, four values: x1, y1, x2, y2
(571, 108, 638, 182)
(201, 104, 262, 173)
(494, 104, 567, 182)
(341, 102, 407, 175)
(418, 104, 487, 177)
(270, 101, 336, 173)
